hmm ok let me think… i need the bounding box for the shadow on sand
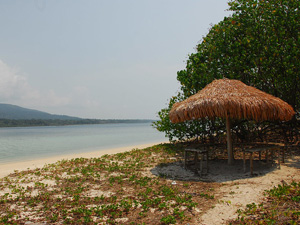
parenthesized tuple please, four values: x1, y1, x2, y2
(283, 146, 300, 169)
(150, 159, 278, 183)
(284, 156, 300, 169)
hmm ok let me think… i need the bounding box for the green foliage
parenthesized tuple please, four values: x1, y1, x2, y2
(160, 215, 176, 224)
(154, 0, 300, 141)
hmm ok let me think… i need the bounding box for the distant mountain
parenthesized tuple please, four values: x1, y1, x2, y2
(0, 103, 81, 120)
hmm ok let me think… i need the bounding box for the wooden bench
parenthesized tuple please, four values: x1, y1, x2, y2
(242, 144, 280, 176)
(184, 148, 209, 175)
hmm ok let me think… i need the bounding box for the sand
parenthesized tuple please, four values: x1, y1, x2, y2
(0, 142, 162, 179)
(151, 152, 300, 224)
(198, 155, 300, 224)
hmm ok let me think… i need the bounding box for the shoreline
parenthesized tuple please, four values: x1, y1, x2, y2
(0, 141, 164, 179)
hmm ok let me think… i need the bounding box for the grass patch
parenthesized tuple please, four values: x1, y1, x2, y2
(0, 143, 219, 224)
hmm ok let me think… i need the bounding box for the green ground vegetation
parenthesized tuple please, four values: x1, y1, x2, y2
(0, 144, 219, 224)
(0, 143, 299, 224)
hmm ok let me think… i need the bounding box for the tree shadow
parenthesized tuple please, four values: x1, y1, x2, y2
(283, 156, 300, 169)
(150, 158, 278, 183)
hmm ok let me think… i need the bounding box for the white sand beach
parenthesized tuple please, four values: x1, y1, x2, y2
(0, 142, 163, 179)
(0, 142, 299, 224)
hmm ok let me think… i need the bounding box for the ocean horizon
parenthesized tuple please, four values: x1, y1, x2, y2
(0, 122, 168, 164)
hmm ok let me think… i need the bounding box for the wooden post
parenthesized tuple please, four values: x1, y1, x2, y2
(184, 150, 187, 169)
(282, 143, 287, 163)
(195, 152, 199, 173)
(243, 149, 246, 173)
(278, 149, 281, 169)
(250, 152, 253, 176)
(271, 149, 274, 163)
(200, 152, 203, 174)
(206, 151, 209, 173)
(226, 115, 234, 165)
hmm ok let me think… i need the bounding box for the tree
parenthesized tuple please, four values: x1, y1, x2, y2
(154, 0, 300, 142)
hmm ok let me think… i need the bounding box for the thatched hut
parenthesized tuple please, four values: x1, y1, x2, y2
(169, 78, 295, 164)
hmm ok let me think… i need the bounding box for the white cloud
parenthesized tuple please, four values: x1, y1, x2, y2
(0, 60, 30, 100)
(0, 59, 69, 108)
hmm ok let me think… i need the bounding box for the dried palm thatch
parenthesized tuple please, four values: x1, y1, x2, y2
(169, 78, 295, 123)
(169, 78, 295, 165)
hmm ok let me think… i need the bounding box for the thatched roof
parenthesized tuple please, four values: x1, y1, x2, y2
(169, 78, 295, 123)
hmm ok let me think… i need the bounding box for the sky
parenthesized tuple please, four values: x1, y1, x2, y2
(0, 0, 231, 119)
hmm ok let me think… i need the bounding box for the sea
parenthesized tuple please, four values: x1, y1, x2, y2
(0, 122, 168, 164)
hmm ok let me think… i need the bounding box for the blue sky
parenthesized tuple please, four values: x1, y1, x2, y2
(0, 0, 231, 119)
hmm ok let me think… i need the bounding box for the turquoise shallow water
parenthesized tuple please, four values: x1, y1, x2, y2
(0, 123, 168, 164)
